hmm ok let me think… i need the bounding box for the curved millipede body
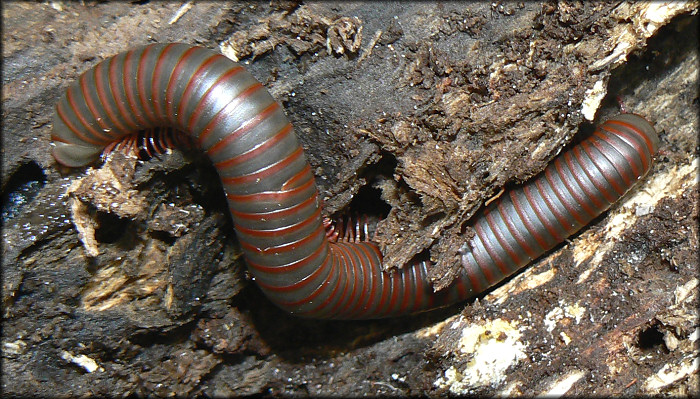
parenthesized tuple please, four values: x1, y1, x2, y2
(52, 43, 659, 319)
(101, 127, 193, 161)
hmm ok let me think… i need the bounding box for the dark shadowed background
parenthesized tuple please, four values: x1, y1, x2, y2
(2, 1, 697, 396)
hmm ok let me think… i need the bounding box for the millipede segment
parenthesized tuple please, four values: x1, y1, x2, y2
(52, 43, 659, 319)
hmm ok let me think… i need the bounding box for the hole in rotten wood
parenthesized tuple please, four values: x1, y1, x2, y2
(1, 161, 47, 221)
(94, 212, 132, 244)
(637, 323, 665, 351)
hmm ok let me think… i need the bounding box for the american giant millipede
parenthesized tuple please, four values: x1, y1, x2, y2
(51, 43, 659, 319)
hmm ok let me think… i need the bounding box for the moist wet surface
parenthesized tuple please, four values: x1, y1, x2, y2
(2, 2, 697, 396)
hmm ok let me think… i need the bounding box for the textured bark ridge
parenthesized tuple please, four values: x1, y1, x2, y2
(2, 2, 697, 396)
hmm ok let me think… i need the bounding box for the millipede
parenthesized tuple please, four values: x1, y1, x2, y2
(101, 127, 192, 161)
(51, 43, 659, 319)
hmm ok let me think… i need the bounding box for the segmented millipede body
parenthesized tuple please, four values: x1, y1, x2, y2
(52, 43, 659, 319)
(101, 127, 192, 161)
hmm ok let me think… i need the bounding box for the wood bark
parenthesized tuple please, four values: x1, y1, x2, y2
(2, 1, 697, 396)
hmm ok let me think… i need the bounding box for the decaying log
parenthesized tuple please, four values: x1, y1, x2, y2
(2, 2, 697, 396)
